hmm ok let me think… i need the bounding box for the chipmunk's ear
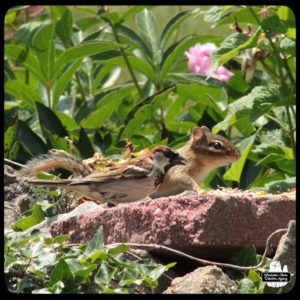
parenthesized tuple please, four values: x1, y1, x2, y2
(192, 126, 210, 143)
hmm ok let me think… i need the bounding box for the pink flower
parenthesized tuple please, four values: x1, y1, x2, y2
(185, 43, 234, 83)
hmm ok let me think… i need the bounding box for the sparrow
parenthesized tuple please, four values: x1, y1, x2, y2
(27, 146, 186, 205)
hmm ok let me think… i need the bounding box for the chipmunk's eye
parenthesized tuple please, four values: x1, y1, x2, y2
(209, 141, 223, 150)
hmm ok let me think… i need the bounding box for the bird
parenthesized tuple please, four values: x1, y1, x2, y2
(26, 146, 186, 205)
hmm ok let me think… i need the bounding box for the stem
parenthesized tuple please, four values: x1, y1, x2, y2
(281, 54, 295, 85)
(24, 8, 29, 84)
(111, 24, 144, 98)
(265, 113, 289, 133)
(75, 73, 86, 102)
(285, 106, 296, 157)
(260, 60, 280, 82)
(46, 86, 51, 108)
(248, 7, 296, 158)
(4, 158, 25, 168)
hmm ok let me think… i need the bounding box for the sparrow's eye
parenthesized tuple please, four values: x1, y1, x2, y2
(209, 141, 223, 150)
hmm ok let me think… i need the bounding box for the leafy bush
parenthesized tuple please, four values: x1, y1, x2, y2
(4, 5, 295, 191)
(228, 245, 272, 294)
(5, 226, 174, 293)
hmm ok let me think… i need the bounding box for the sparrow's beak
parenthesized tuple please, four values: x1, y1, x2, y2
(174, 155, 187, 165)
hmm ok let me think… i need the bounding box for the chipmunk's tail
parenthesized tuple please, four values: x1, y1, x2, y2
(26, 179, 73, 187)
(21, 151, 92, 177)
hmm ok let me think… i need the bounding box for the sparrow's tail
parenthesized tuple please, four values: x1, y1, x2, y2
(26, 179, 73, 187)
(21, 151, 92, 177)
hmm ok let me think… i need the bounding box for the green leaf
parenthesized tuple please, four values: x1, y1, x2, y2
(136, 9, 160, 65)
(56, 111, 78, 131)
(231, 245, 258, 266)
(212, 28, 262, 67)
(95, 55, 156, 82)
(45, 235, 69, 246)
(80, 104, 116, 128)
(248, 269, 265, 292)
(160, 10, 194, 48)
(213, 84, 294, 133)
(263, 176, 295, 193)
(48, 259, 73, 287)
(95, 262, 117, 286)
(123, 104, 151, 138)
(14, 21, 43, 45)
(74, 127, 94, 158)
(227, 72, 249, 93)
(56, 8, 73, 48)
(175, 83, 224, 116)
(85, 227, 104, 255)
(77, 17, 102, 31)
(119, 6, 146, 23)
(5, 80, 42, 107)
(36, 102, 68, 137)
(31, 23, 56, 81)
(203, 6, 224, 22)
(16, 120, 48, 156)
(14, 204, 45, 231)
(223, 134, 255, 182)
(4, 119, 17, 156)
(262, 14, 288, 34)
(280, 37, 295, 56)
(217, 6, 260, 26)
(235, 278, 257, 294)
(256, 153, 294, 174)
(5, 45, 46, 85)
(80, 85, 134, 128)
(5, 10, 17, 25)
(53, 59, 83, 109)
(65, 258, 97, 277)
(107, 244, 129, 256)
(53, 42, 123, 79)
(117, 25, 152, 63)
(169, 73, 225, 88)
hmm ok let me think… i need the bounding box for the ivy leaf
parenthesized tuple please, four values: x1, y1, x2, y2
(95, 262, 117, 286)
(235, 278, 257, 294)
(85, 226, 104, 255)
(48, 259, 73, 288)
(13, 204, 45, 231)
(230, 245, 258, 267)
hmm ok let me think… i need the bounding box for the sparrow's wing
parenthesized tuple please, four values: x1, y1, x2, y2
(69, 158, 153, 186)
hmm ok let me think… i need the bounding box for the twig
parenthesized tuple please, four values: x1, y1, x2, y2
(6, 268, 44, 286)
(4, 203, 20, 216)
(65, 228, 287, 271)
(4, 158, 25, 169)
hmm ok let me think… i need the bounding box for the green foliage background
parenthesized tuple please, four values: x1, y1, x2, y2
(4, 5, 296, 294)
(4, 5, 296, 191)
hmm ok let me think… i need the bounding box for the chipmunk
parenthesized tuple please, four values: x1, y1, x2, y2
(150, 126, 241, 198)
(22, 126, 240, 200)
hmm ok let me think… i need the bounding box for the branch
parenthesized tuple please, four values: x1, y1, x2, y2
(66, 227, 287, 271)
